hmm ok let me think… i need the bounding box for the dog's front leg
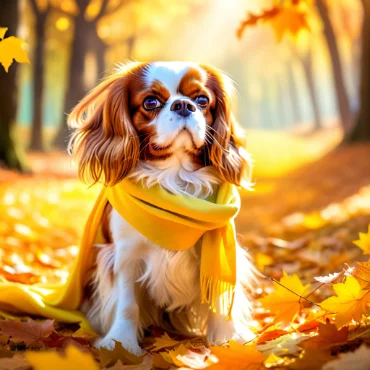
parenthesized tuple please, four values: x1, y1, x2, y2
(95, 239, 142, 354)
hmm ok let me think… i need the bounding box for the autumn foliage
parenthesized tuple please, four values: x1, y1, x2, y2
(237, 0, 311, 42)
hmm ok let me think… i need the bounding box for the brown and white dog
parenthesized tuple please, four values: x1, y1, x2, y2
(68, 61, 257, 354)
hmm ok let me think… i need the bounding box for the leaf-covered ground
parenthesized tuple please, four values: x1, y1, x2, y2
(1, 143, 370, 369)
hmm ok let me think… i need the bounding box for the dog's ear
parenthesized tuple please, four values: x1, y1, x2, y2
(202, 66, 253, 188)
(68, 66, 141, 186)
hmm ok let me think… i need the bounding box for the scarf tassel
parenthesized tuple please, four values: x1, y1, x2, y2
(200, 272, 235, 320)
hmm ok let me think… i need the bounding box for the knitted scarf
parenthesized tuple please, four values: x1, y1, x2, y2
(0, 179, 240, 329)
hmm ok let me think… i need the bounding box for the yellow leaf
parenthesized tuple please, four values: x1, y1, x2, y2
(0, 34, 30, 72)
(0, 27, 8, 39)
(268, 7, 309, 42)
(160, 344, 189, 367)
(259, 271, 310, 326)
(151, 332, 180, 351)
(321, 276, 370, 328)
(353, 224, 370, 254)
(99, 340, 143, 368)
(209, 341, 264, 370)
(25, 344, 99, 370)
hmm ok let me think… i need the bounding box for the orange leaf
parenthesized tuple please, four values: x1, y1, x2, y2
(151, 332, 180, 351)
(0, 319, 54, 345)
(259, 271, 311, 326)
(301, 322, 348, 349)
(269, 7, 309, 42)
(257, 329, 288, 344)
(209, 341, 264, 370)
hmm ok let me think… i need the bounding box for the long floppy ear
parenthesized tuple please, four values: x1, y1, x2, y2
(203, 66, 253, 189)
(68, 67, 140, 186)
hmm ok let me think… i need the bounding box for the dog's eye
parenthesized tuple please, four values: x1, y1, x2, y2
(195, 95, 209, 109)
(143, 97, 161, 110)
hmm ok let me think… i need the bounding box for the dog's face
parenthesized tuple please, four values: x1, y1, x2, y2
(69, 62, 252, 187)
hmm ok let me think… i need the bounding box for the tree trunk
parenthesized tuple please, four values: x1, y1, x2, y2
(53, 13, 91, 149)
(347, 0, 370, 142)
(89, 26, 106, 83)
(0, 0, 25, 170)
(301, 48, 322, 130)
(286, 61, 302, 124)
(29, 10, 47, 152)
(316, 0, 352, 133)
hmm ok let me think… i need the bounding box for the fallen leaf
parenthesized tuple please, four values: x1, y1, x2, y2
(290, 347, 333, 370)
(259, 271, 311, 326)
(160, 344, 189, 367)
(151, 332, 180, 351)
(300, 323, 348, 349)
(99, 340, 143, 368)
(321, 276, 370, 328)
(105, 355, 153, 370)
(0, 319, 54, 345)
(209, 341, 264, 370)
(25, 344, 99, 370)
(353, 224, 370, 254)
(152, 352, 171, 369)
(256, 329, 288, 344)
(0, 354, 30, 370)
(257, 333, 309, 357)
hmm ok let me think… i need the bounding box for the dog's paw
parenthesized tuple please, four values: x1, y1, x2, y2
(94, 336, 144, 356)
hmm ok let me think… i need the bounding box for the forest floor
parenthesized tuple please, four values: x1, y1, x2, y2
(0, 142, 369, 369)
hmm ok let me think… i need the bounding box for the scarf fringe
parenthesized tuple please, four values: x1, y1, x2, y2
(200, 272, 235, 319)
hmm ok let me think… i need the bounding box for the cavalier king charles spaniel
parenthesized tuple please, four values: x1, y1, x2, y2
(68, 61, 257, 354)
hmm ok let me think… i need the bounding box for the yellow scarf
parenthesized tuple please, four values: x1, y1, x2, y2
(0, 180, 240, 329)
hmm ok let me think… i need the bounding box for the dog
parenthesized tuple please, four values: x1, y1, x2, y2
(68, 61, 257, 354)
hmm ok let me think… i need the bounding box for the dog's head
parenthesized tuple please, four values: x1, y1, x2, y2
(69, 61, 252, 187)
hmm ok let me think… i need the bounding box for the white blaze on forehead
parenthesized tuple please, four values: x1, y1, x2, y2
(144, 62, 197, 95)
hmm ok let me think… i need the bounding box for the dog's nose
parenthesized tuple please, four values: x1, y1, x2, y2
(170, 99, 196, 117)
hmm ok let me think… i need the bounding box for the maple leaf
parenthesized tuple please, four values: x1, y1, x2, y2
(259, 271, 311, 326)
(290, 347, 333, 370)
(350, 261, 370, 287)
(321, 276, 370, 328)
(269, 7, 309, 42)
(208, 341, 264, 370)
(25, 344, 99, 370)
(300, 323, 348, 350)
(151, 332, 181, 351)
(353, 224, 370, 254)
(99, 340, 143, 368)
(322, 344, 370, 370)
(0, 27, 30, 72)
(0, 318, 54, 346)
(160, 343, 190, 367)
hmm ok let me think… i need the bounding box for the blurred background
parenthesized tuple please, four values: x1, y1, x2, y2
(0, 0, 368, 175)
(0, 0, 369, 285)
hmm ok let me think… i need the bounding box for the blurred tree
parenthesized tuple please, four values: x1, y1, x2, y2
(53, 0, 126, 149)
(28, 0, 51, 152)
(316, 0, 351, 134)
(286, 62, 302, 124)
(291, 43, 322, 130)
(0, 0, 25, 170)
(348, 0, 370, 141)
